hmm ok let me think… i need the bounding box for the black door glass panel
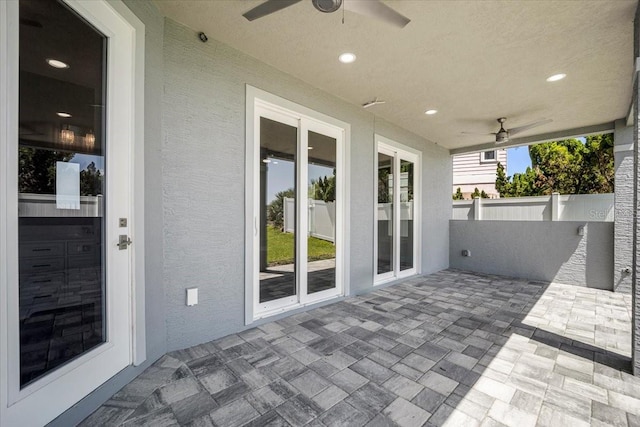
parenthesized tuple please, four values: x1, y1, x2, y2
(18, 0, 107, 387)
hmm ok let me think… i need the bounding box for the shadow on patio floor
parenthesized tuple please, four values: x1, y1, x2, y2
(79, 269, 639, 427)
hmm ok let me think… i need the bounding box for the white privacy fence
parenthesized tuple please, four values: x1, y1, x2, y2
(284, 198, 336, 242)
(19, 193, 104, 217)
(377, 202, 414, 236)
(452, 193, 614, 222)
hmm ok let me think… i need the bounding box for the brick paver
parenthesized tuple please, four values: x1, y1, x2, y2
(80, 270, 638, 426)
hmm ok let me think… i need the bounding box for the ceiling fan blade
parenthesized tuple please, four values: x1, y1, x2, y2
(508, 118, 553, 136)
(243, 0, 302, 21)
(344, 0, 410, 28)
(461, 131, 495, 136)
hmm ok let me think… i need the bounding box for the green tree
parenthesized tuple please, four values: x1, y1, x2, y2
(79, 162, 103, 196)
(19, 147, 74, 194)
(267, 188, 294, 230)
(470, 187, 489, 199)
(494, 134, 614, 197)
(579, 133, 614, 194)
(495, 162, 510, 197)
(310, 173, 335, 202)
(452, 187, 464, 200)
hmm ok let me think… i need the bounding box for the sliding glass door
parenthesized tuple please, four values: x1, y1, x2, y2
(375, 139, 420, 283)
(252, 100, 344, 318)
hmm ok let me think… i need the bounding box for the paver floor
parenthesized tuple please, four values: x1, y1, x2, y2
(80, 270, 639, 427)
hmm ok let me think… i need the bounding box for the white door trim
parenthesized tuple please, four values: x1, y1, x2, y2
(374, 135, 422, 285)
(245, 86, 350, 323)
(0, 1, 145, 425)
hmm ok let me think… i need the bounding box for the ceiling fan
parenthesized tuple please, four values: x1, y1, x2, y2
(243, 0, 411, 28)
(464, 117, 553, 144)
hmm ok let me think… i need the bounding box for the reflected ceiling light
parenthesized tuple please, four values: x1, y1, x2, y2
(425, 109, 438, 115)
(46, 58, 69, 69)
(308, 146, 314, 150)
(84, 130, 95, 149)
(60, 126, 75, 145)
(338, 53, 356, 64)
(546, 73, 566, 82)
(262, 159, 271, 163)
(56, 112, 72, 118)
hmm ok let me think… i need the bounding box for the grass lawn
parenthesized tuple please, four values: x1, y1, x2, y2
(267, 225, 335, 266)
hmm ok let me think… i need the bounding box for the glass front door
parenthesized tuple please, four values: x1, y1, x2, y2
(18, 0, 107, 388)
(254, 103, 343, 318)
(2, 1, 137, 425)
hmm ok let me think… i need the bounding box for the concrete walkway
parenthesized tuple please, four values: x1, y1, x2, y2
(80, 270, 638, 426)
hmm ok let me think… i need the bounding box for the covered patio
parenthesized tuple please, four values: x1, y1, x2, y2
(3, 0, 640, 425)
(81, 270, 637, 426)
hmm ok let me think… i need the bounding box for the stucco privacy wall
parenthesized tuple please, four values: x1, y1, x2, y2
(615, 120, 634, 294)
(450, 221, 614, 290)
(50, 1, 167, 426)
(162, 18, 451, 351)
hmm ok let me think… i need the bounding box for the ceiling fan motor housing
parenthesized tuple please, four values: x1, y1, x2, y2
(496, 131, 509, 143)
(312, 0, 343, 13)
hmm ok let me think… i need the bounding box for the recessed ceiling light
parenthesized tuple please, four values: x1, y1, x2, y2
(425, 109, 438, 115)
(46, 59, 69, 69)
(262, 159, 271, 163)
(338, 53, 356, 64)
(308, 146, 314, 150)
(56, 112, 72, 118)
(546, 73, 566, 82)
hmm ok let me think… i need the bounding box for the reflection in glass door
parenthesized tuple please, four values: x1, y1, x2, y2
(375, 140, 420, 283)
(307, 131, 337, 295)
(253, 102, 344, 318)
(377, 152, 394, 277)
(400, 159, 414, 271)
(18, 0, 107, 388)
(259, 117, 298, 305)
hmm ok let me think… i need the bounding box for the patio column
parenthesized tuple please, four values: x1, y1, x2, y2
(614, 120, 633, 294)
(633, 0, 640, 376)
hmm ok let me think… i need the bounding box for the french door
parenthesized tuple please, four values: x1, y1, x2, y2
(1, 1, 136, 425)
(251, 100, 344, 319)
(375, 138, 420, 283)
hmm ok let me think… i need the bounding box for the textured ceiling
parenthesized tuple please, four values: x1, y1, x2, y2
(154, 0, 636, 150)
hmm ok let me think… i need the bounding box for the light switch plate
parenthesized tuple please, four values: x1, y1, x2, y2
(186, 288, 198, 306)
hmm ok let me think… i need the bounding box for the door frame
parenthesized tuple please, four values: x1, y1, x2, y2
(374, 135, 422, 285)
(245, 86, 350, 323)
(0, 1, 145, 425)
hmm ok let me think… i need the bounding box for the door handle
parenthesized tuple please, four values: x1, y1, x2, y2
(117, 235, 132, 250)
(254, 217, 258, 236)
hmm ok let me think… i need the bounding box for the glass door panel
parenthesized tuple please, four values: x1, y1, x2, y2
(307, 131, 337, 295)
(259, 117, 298, 303)
(377, 153, 394, 275)
(375, 142, 419, 283)
(18, 0, 106, 387)
(399, 159, 414, 271)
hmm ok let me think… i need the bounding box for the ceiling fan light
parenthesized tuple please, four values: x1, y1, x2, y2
(495, 132, 508, 143)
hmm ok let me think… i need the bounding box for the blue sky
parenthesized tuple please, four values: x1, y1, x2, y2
(506, 147, 531, 175)
(506, 137, 586, 176)
(266, 159, 333, 203)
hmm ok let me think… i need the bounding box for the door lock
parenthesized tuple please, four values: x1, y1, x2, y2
(117, 235, 133, 250)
